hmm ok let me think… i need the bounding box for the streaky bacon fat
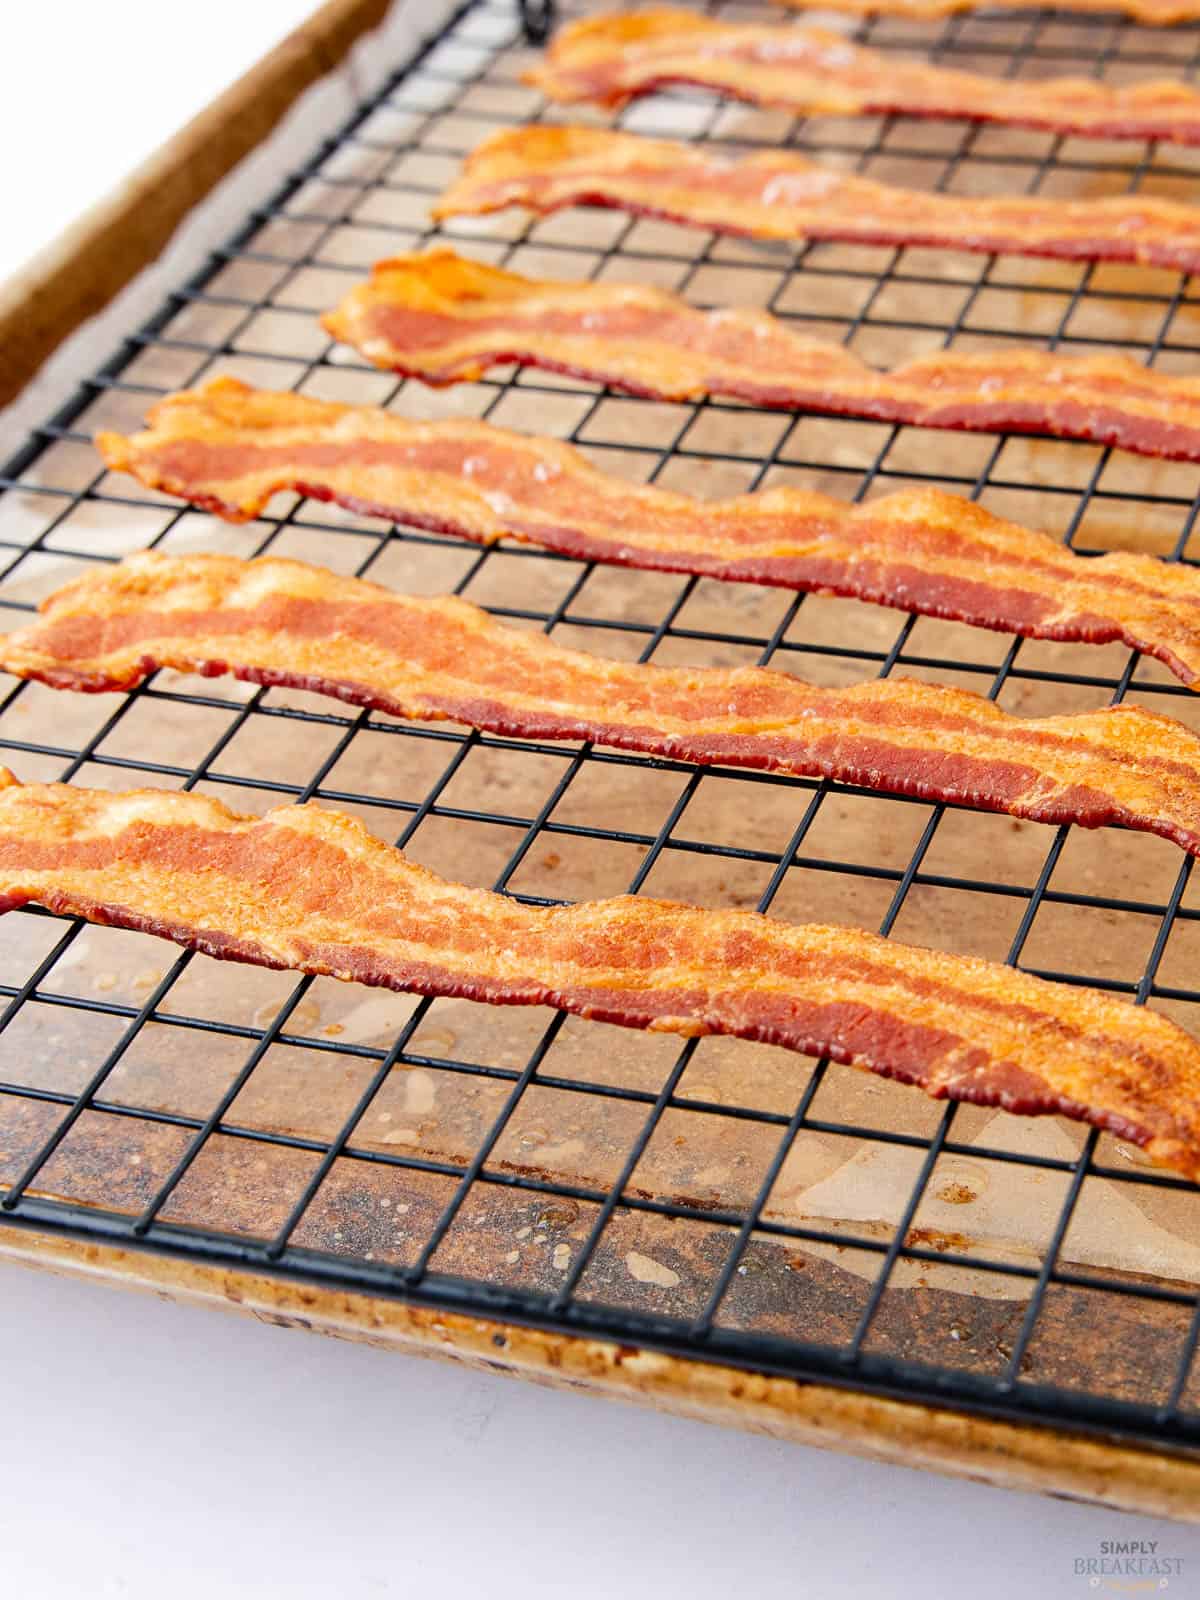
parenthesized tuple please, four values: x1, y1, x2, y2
(775, 0, 1200, 24)
(95, 379, 1200, 691)
(323, 251, 1200, 463)
(433, 126, 1200, 276)
(10, 549, 1200, 856)
(0, 768, 1197, 1180)
(530, 10, 1200, 147)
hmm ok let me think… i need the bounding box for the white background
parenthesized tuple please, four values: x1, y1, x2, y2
(0, 3, 336, 286)
(3, 1266, 1195, 1598)
(2, 3, 1199, 1594)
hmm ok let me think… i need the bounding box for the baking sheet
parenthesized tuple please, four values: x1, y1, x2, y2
(3, 0, 1200, 1437)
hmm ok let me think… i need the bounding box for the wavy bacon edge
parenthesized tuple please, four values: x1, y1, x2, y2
(9, 549, 1200, 860)
(774, 0, 1200, 23)
(0, 769, 1197, 1180)
(322, 250, 1200, 463)
(94, 379, 1200, 692)
(432, 126, 1200, 276)
(529, 10, 1200, 147)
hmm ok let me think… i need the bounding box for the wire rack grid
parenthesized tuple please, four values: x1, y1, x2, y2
(2, 0, 1200, 1456)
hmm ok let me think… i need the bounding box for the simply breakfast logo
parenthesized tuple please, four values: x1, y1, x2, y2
(1075, 1541, 1185, 1590)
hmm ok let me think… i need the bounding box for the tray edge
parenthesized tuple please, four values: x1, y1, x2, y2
(2, 1225, 1197, 1522)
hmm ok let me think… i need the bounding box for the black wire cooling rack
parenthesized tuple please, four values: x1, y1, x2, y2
(4, 0, 1200, 1457)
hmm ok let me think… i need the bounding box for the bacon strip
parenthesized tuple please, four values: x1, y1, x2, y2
(95, 379, 1200, 691)
(775, 0, 1200, 23)
(12, 548, 1200, 856)
(433, 126, 1200, 275)
(529, 10, 1200, 147)
(0, 768, 1197, 1179)
(324, 251, 1200, 462)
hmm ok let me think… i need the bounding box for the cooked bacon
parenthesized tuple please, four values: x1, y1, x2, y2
(775, 0, 1200, 24)
(433, 126, 1200, 275)
(529, 10, 1200, 147)
(95, 379, 1200, 690)
(12, 548, 1200, 855)
(323, 251, 1200, 462)
(0, 767, 1197, 1179)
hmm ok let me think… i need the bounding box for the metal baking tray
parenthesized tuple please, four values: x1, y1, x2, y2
(4, 0, 1200, 1517)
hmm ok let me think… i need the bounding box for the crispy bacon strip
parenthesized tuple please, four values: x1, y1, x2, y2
(775, 0, 1200, 23)
(433, 126, 1200, 275)
(529, 11, 1200, 147)
(1, 768, 1198, 1179)
(324, 251, 1200, 462)
(95, 379, 1200, 690)
(11, 549, 1200, 856)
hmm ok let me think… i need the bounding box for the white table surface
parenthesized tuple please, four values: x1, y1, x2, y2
(4, 1265, 1196, 1599)
(2, 5, 1199, 1594)
(0, 2, 343, 286)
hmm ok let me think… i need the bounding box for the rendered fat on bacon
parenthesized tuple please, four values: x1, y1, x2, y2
(11, 549, 1200, 856)
(0, 768, 1198, 1180)
(775, 0, 1200, 23)
(530, 11, 1200, 147)
(95, 379, 1200, 690)
(433, 126, 1200, 275)
(323, 251, 1200, 462)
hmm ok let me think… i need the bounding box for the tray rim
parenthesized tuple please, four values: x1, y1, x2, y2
(4, 1223, 1199, 1521)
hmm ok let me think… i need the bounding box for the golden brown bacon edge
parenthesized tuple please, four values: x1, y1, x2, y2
(0, 768, 1197, 1180)
(432, 127, 1200, 276)
(774, 0, 1200, 22)
(93, 379, 1200, 691)
(322, 251, 1200, 463)
(11, 549, 1200, 858)
(529, 10, 1200, 147)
